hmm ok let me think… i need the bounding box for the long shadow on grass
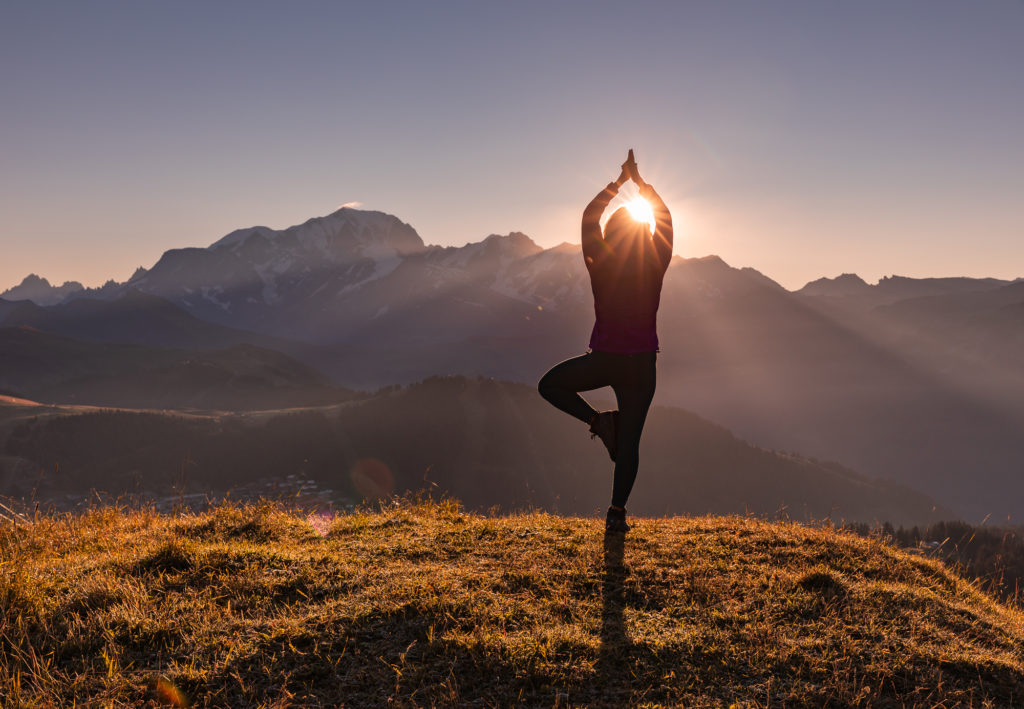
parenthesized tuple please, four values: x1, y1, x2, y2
(163, 536, 649, 707)
(592, 529, 643, 703)
(598, 530, 628, 664)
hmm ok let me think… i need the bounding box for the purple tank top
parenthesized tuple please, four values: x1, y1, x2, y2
(586, 250, 665, 354)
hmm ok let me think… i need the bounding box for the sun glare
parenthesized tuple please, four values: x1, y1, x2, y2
(625, 197, 655, 234)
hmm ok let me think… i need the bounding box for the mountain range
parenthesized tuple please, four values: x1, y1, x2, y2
(3, 206, 1023, 520)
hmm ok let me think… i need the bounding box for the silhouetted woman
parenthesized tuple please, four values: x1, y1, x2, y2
(538, 150, 673, 533)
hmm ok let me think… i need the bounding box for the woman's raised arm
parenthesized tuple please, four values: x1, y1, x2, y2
(582, 161, 630, 266)
(639, 180, 673, 272)
(582, 182, 618, 266)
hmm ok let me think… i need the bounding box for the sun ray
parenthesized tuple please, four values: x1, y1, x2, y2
(625, 197, 655, 235)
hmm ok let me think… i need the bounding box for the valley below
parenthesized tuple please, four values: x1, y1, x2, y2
(3, 206, 1024, 524)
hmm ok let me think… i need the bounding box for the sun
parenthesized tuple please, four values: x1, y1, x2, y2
(625, 197, 655, 234)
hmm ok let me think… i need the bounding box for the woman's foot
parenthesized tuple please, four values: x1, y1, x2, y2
(605, 506, 630, 533)
(589, 410, 619, 461)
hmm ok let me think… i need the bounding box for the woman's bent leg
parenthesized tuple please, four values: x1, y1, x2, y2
(610, 353, 657, 508)
(538, 353, 610, 424)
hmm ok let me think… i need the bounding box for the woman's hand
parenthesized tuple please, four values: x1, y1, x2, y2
(622, 149, 644, 186)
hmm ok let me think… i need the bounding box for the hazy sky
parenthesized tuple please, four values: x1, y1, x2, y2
(2, 1, 1022, 291)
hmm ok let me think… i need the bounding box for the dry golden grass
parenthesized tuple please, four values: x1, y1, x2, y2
(2, 499, 1023, 707)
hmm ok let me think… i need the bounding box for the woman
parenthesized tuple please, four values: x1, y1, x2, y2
(538, 150, 673, 533)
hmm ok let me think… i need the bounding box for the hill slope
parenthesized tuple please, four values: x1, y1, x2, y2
(0, 326, 350, 410)
(1, 500, 1022, 706)
(0, 377, 945, 524)
(0, 289, 302, 352)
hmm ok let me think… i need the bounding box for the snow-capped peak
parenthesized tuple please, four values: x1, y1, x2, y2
(210, 225, 276, 250)
(209, 207, 425, 263)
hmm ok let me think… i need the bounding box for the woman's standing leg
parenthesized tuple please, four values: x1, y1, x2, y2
(538, 352, 611, 424)
(609, 353, 657, 508)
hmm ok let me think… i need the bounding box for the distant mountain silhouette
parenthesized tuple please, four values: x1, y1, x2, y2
(873, 279, 1024, 332)
(5, 207, 1024, 520)
(0, 274, 84, 305)
(797, 273, 1013, 309)
(798, 278, 1024, 434)
(798, 273, 873, 298)
(0, 377, 946, 525)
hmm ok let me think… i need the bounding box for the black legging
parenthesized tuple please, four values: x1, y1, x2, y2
(538, 350, 656, 508)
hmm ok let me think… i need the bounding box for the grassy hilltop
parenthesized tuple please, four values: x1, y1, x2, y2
(2, 500, 1024, 707)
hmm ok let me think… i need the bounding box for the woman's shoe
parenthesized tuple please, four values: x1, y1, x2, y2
(589, 411, 619, 462)
(605, 506, 630, 533)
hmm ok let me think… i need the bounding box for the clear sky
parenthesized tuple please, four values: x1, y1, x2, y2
(2, 1, 1022, 291)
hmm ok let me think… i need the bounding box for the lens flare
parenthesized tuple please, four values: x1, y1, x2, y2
(307, 511, 335, 537)
(155, 677, 189, 707)
(625, 197, 655, 234)
(350, 458, 394, 500)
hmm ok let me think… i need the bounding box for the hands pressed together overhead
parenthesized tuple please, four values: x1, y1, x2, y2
(583, 147, 674, 272)
(613, 149, 652, 196)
